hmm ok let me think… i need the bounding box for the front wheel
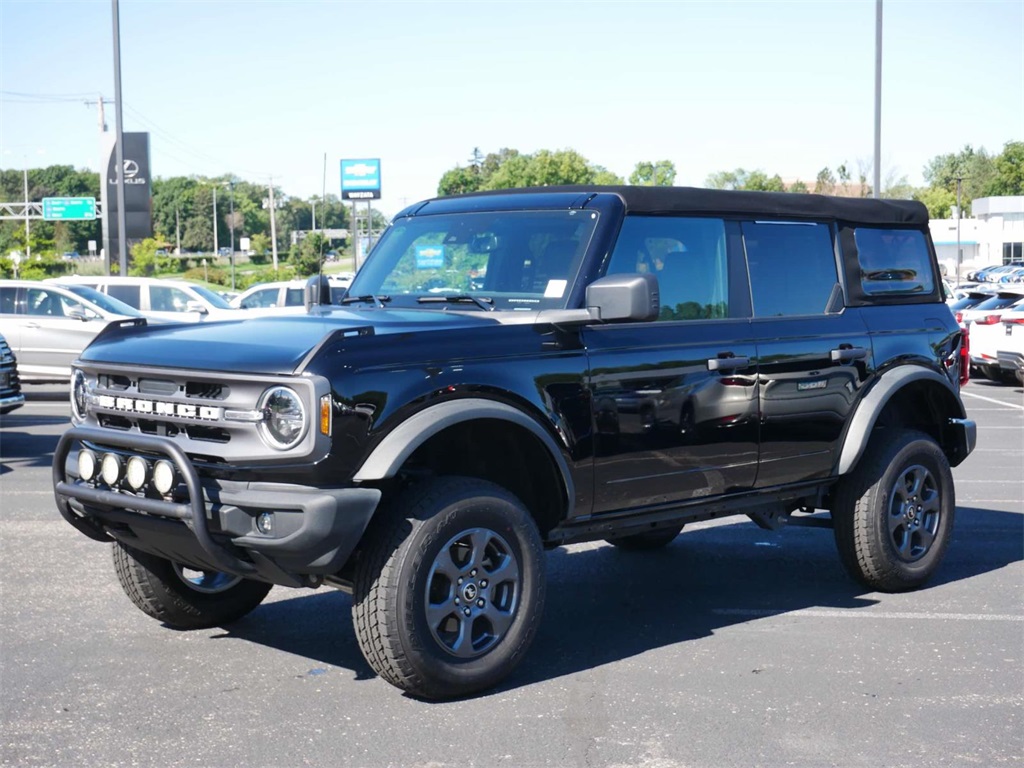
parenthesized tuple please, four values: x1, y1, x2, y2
(352, 477, 546, 699)
(112, 543, 272, 629)
(833, 429, 955, 592)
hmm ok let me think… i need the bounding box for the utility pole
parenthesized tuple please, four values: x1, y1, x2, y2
(212, 185, 219, 256)
(269, 178, 278, 271)
(311, 198, 317, 232)
(22, 165, 31, 260)
(175, 205, 181, 255)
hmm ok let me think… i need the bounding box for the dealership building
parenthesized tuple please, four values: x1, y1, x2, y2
(929, 195, 1024, 278)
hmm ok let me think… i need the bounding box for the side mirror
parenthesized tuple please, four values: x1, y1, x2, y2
(304, 274, 331, 312)
(67, 306, 88, 322)
(586, 273, 660, 322)
(185, 301, 209, 314)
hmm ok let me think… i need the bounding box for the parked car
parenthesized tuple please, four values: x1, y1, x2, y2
(970, 305, 1024, 383)
(0, 332, 25, 415)
(230, 275, 353, 310)
(0, 280, 144, 382)
(50, 276, 242, 323)
(948, 289, 1000, 324)
(959, 290, 1024, 327)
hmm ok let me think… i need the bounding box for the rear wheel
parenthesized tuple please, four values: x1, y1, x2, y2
(833, 429, 954, 592)
(112, 543, 272, 629)
(606, 525, 684, 551)
(352, 477, 546, 699)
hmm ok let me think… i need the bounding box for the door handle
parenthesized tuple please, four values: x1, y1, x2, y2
(24, 321, 40, 329)
(707, 354, 750, 372)
(830, 345, 868, 363)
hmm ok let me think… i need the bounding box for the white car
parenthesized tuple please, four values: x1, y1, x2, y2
(230, 275, 353, 310)
(50, 276, 242, 323)
(0, 280, 144, 382)
(969, 305, 1024, 383)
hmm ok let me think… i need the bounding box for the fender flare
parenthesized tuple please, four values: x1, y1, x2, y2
(836, 365, 965, 476)
(352, 398, 575, 513)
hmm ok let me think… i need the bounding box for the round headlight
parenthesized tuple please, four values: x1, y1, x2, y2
(258, 387, 307, 450)
(100, 453, 123, 486)
(71, 369, 88, 420)
(125, 456, 149, 490)
(152, 460, 176, 495)
(78, 449, 97, 481)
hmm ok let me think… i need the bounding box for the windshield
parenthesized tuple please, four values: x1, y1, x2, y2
(63, 284, 143, 317)
(347, 209, 600, 310)
(182, 283, 233, 309)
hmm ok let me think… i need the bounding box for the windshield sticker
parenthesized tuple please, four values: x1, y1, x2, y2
(544, 279, 567, 298)
(415, 245, 444, 269)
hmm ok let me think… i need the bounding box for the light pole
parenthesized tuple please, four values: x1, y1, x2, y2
(872, 0, 883, 199)
(111, 0, 128, 275)
(955, 176, 963, 287)
(212, 184, 219, 257)
(22, 164, 30, 260)
(227, 180, 235, 290)
(311, 198, 317, 232)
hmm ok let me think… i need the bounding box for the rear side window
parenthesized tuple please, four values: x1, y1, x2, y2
(0, 287, 17, 314)
(743, 221, 838, 317)
(107, 284, 141, 308)
(854, 228, 934, 296)
(606, 216, 729, 321)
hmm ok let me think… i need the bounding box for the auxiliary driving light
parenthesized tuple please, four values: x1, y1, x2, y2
(100, 453, 124, 486)
(77, 449, 97, 481)
(152, 460, 176, 495)
(125, 456, 149, 490)
(256, 512, 274, 535)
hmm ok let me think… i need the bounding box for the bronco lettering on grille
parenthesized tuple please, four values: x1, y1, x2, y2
(96, 395, 223, 421)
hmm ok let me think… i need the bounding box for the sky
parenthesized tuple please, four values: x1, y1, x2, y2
(1, 0, 1021, 216)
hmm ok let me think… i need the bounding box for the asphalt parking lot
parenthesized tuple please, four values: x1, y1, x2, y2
(1, 381, 1021, 768)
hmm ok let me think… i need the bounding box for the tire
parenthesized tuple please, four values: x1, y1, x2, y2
(112, 543, 272, 629)
(606, 525, 684, 551)
(352, 476, 546, 700)
(833, 429, 954, 592)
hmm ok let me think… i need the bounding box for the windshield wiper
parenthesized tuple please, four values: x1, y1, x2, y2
(417, 295, 495, 311)
(340, 295, 391, 308)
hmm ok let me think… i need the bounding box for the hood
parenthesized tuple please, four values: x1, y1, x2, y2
(79, 307, 513, 374)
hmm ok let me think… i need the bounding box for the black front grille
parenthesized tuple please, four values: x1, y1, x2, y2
(186, 381, 227, 399)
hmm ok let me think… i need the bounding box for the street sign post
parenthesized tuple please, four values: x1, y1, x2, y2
(42, 197, 97, 221)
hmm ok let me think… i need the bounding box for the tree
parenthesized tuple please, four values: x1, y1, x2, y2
(290, 232, 326, 277)
(915, 186, 957, 219)
(629, 160, 676, 186)
(437, 147, 621, 196)
(789, 180, 810, 194)
(922, 145, 997, 212)
(814, 167, 836, 195)
(438, 166, 483, 197)
(986, 141, 1024, 196)
(705, 168, 747, 190)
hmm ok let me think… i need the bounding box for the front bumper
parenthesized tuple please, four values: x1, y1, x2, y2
(53, 427, 380, 587)
(0, 391, 25, 414)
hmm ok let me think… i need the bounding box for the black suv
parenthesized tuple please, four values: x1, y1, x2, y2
(53, 186, 975, 699)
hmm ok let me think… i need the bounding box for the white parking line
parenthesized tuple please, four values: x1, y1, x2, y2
(713, 608, 1023, 622)
(961, 390, 1024, 410)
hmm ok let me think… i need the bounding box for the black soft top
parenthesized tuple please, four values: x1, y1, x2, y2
(415, 185, 928, 227)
